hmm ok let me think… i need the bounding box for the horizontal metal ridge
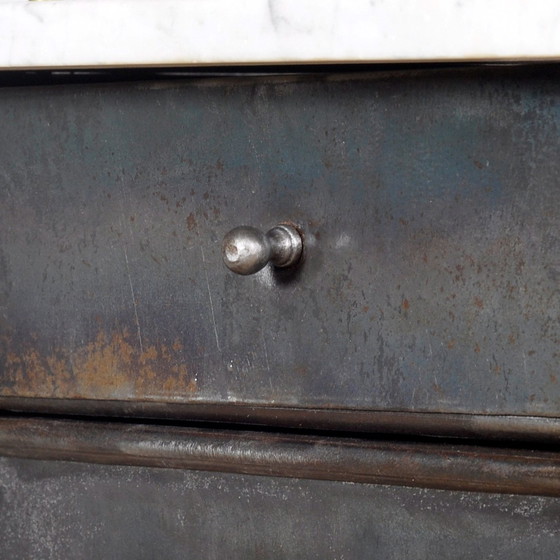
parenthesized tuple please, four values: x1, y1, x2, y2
(2, 397, 560, 443)
(0, 416, 559, 497)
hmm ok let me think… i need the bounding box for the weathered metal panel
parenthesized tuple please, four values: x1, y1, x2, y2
(1, 66, 559, 419)
(1, 456, 560, 559)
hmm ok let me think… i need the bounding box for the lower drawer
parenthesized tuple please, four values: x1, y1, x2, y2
(1, 65, 559, 436)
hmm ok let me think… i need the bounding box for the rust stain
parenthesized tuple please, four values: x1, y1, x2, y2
(447, 340, 456, 349)
(294, 365, 309, 376)
(1, 330, 196, 400)
(186, 212, 198, 231)
(402, 299, 410, 311)
(473, 297, 484, 309)
(432, 383, 445, 396)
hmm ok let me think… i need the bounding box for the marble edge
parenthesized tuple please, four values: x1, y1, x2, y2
(1, 0, 560, 69)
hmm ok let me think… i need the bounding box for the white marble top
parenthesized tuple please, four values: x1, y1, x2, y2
(1, 0, 560, 69)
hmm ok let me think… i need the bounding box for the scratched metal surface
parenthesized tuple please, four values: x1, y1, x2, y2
(1, 456, 559, 559)
(0, 66, 559, 416)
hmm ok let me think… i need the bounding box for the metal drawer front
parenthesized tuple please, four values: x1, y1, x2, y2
(1, 66, 559, 426)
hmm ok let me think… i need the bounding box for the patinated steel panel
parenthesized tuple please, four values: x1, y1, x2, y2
(1, 456, 560, 559)
(1, 66, 559, 418)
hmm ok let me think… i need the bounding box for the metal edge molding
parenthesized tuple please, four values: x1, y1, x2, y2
(0, 416, 559, 497)
(1, 397, 560, 443)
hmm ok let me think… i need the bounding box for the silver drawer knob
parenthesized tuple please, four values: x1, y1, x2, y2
(222, 224, 303, 275)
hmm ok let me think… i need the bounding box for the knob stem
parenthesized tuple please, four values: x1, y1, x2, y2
(222, 224, 303, 275)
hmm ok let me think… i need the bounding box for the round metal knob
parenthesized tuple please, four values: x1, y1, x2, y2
(222, 224, 303, 275)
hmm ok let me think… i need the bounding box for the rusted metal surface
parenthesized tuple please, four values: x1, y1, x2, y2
(1, 65, 559, 427)
(3, 456, 560, 560)
(0, 416, 559, 497)
(2, 330, 195, 399)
